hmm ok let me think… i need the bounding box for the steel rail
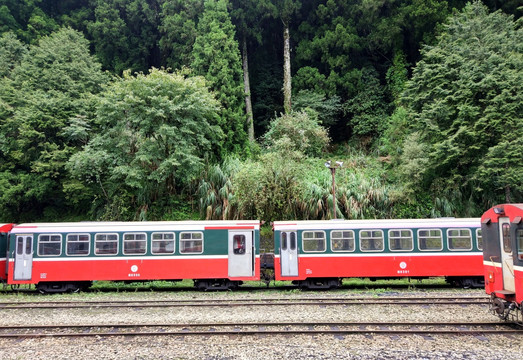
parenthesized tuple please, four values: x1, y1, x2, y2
(0, 297, 489, 309)
(0, 321, 520, 338)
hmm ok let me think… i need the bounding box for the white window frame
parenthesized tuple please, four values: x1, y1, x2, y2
(476, 228, 483, 251)
(418, 229, 443, 251)
(447, 228, 472, 251)
(179, 231, 204, 254)
(123, 232, 147, 255)
(302, 231, 326, 253)
(151, 232, 176, 255)
(95, 233, 119, 256)
(359, 230, 384, 252)
(66, 233, 90, 256)
(37, 234, 62, 256)
(330, 230, 355, 252)
(388, 229, 414, 252)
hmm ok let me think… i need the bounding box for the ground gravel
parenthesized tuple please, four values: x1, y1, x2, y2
(1, 288, 522, 359)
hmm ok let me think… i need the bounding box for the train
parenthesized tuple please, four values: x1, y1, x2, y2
(0, 217, 484, 293)
(482, 204, 523, 325)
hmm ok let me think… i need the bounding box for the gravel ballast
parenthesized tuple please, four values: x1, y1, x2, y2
(0, 288, 522, 359)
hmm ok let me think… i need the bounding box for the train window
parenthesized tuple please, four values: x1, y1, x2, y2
(281, 232, 288, 251)
(233, 235, 246, 254)
(290, 232, 296, 250)
(180, 232, 204, 254)
(447, 229, 472, 251)
(418, 229, 443, 251)
(152, 232, 175, 254)
(95, 233, 118, 255)
(17, 237, 23, 255)
(388, 229, 413, 251)
(330, 230, 355, 252)
(476, 229, 483, 251)
(38, 234, 62, 256)
(26, 238, 31, 254)
(66, 234, 90, 256)
(517, 229, 523, 260)
(302, 231, 326, 252)
(123, 233, 147, 255)
(360, 230, 384, 252)
(502, 223, 511, 253)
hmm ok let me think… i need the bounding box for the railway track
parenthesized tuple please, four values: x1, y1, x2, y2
(0, 321, 520, 338)
(0, 296, 489, 309)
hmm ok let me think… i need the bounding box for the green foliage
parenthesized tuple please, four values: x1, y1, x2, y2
(87, 0, 161, 73)
(401, 1, 523, 212)
(263, 110, 330, 158)
(191, 0, 247, 156)
(198, 157, 241, 220)
(233, 150, 305, 222)
(293, 89, 341, 127)
(67, 68, 222, 220)
(0, 31, 27, 78)
(0, 28, 107, 222)
(386, 50, 409, 104)
(159, 0, 203, 70)
(343, 67, 391, 138)
(0, 0, 59, 43)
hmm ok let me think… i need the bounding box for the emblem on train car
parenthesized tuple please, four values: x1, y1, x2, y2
(397, 261, 409, 274)
(128, 265, 140, 277)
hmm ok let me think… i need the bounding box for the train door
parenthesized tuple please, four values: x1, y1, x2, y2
(499, 217, 515, 292)
(14, 235, 33, 281)
(228, 231, 253, 277)
(280, 231, 298, 277)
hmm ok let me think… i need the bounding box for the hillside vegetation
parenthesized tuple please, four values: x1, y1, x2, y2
(0, 0, 521, 222)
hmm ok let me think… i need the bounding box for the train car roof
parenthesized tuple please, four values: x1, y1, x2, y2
(0, 224, 13, 233)
(10, 220, 260, 234)
(481, 204, 523, 223)
(273, 218, 480, 231)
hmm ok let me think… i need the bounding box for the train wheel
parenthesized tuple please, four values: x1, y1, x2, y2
(492, 297, 507, 317)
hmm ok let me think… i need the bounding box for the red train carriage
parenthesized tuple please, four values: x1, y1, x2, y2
(0, 224, 14, 283)
(481, 204, 523, 324)
(6, 220, 260, 292)
(273, 218, 484, 289)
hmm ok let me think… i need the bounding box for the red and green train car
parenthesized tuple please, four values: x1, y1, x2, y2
(0, 218, 486, 293)
(0, 223, 13, 284)
(3, 221, 260, 292)
(481, 204, 523, 325)
(273, 218, 484, 289)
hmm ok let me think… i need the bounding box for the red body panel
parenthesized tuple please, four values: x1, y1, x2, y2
(7, 257, 260, 284)
(517, 268, 523, 304)
(485, 264, 523, 305)
(274, 253, 483, 281)
(481, 204, 523, 308)
(0, 259, 6, 281)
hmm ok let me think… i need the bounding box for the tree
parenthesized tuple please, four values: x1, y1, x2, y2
(191, 0, 247, 156)
(263, 110, 330, 158)
(67, 69, 222, 220)
(343, 67, 390, 139)
(400, 1, 523, 213)
(230, 0, 277, 142)
(0, 31, 27, 78)
(159, 0, 203, 70)
(0, 27, 107, 221)
(87, 0, 161, 73)
(0, 0, 59, 43)
(274, 0, 301, 114)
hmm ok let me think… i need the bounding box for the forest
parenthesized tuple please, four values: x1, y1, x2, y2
(0, 0, 521, 223)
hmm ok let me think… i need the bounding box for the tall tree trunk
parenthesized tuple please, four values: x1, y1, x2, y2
(283, 23, 292, 114)
(242, 35, 254, 142)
